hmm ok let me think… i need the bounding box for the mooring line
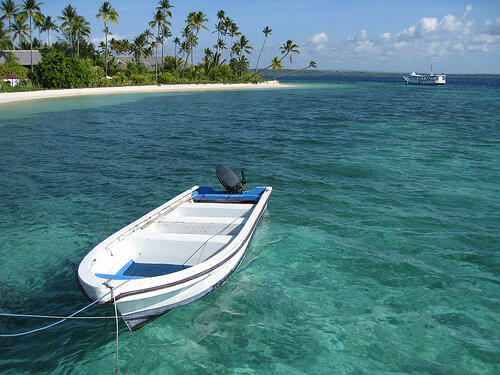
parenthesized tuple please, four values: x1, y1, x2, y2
(0, 313, 115, 319)
(0, 280, 130, 338)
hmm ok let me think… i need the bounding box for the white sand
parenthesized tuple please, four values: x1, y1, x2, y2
(0, 81, 287, 105)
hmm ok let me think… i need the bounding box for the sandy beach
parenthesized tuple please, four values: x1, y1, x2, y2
(0, 81, 286, 105)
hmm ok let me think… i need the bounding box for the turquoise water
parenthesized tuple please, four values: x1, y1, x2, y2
(0, 80, 499, 374)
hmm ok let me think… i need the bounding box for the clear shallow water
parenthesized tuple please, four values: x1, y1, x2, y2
(0, 79, 499, 374)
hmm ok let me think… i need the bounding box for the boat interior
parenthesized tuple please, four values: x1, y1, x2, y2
(93, 187, 266, 280)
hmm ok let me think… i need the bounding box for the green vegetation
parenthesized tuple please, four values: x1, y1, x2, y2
(1, 0, 306, 92)
(0, 51, 27, 76)
(32, 51, 99, 88)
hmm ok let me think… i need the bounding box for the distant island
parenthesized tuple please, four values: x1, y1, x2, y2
(260, 69, 500, 79)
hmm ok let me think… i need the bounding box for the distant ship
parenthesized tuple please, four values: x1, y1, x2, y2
(403, 64, 446, 85)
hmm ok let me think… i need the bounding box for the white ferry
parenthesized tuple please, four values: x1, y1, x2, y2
(403, 65, 446, 85)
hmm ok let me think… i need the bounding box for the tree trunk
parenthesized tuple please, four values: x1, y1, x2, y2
(105, 21, 108, 76)
(255, 37, 267, 72)
(29, 15, 33, 72)
(161, 36, 164, 72)
(8, 18, 13, 47)
(156, 27, 159, 81)
(246, 52, 289, 81)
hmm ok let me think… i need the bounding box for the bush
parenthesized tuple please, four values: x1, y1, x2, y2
(89, 66, 105, 87)
(32, 51, 99, 89)
(211, 65, 236, 82)
(158, 72, 190, 84)
(130, 74, 153, 85)
(123, 61, 150, 77)
(162, 56, 182, 72)
(0, 79, 36, 92)
(0, 60, 29, 79)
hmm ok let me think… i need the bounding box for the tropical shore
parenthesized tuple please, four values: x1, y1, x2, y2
(0, 81, 286, 105)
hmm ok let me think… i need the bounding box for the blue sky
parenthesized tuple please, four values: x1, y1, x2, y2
(31, 1, 500, 73)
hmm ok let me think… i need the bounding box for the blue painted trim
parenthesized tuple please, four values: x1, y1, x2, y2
(95, 260, 189, 280)
(193, 187, 266, 202)
(94, 273, 143, 280)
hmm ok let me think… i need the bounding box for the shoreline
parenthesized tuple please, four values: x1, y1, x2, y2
(0, 81, 287, 105)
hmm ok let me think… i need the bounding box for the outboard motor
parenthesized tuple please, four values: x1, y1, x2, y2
(216, 164, 246, 194)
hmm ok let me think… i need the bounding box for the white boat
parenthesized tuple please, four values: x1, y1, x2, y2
(403, 65, 446, 85)
(78, 165, 272, 331)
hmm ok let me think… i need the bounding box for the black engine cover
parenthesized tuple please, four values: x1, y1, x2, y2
(216, 164, 244, 194)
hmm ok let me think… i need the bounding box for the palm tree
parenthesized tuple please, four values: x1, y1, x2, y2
(280, 39, 300, 63)
(160, 26, 171, 67)
(275, 60, 316, 79)
(119, 38, 132, 55)
(231, 35, 252, 77)
(172, 36, 180, 62)
(58, 5, 77, 54)
(10, 12, 28, 47)
(131, 32, 149, 62)
(41, 15, 56, 46)
(20, 0, 43, 72)
(0, 19, 14, 49)
(228, 21, 240, 56)
(33, 11, 44, 42)
(213, 10, 226, 68)
(255, 26, 271, 72)
(180, 24, 196, 76)
(182, 11, 208, 73)
(270, 56, 284, 71)
(109, 37, 120, 55)
(235, 35, 252, 57)
(246, 40, 299, 81)
(0, 0, 18, 45)
(157, 0, 173, 17)
(142, 28, 153, 43)
(157, 0, 173, 65)
(213, 38, 226, 67)
(149, 9, 165, 83)
(202, 47, 214, 72)
(73, 15, 90, 57)
(96, 1, 118, 76)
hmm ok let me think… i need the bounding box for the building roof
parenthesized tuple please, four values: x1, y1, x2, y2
(0, 50, 43, 66)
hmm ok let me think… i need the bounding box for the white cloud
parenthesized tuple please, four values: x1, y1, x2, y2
(357, 29, 368, 41)
(397, 26, 416, 40)
(91, 34, 124, 46)
(416, 17, 439, 37)
(309, 32, 329, 50)
(440, 15, 461, 33)
(299, 5, 499, 72)
(311, 32, 328, 44)
(464, 4, 472, 17)
(482, 17, 500, 35)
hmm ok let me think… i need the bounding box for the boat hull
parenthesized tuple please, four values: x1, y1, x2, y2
(77, 185, 272, 330)
(119, 230, 254, 330)
(403, 74, 446, 85)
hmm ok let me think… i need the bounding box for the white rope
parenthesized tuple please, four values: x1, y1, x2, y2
(0, 280, 129, 337)
(112, 288, 119, 375)
(0, 313, 115, 319)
